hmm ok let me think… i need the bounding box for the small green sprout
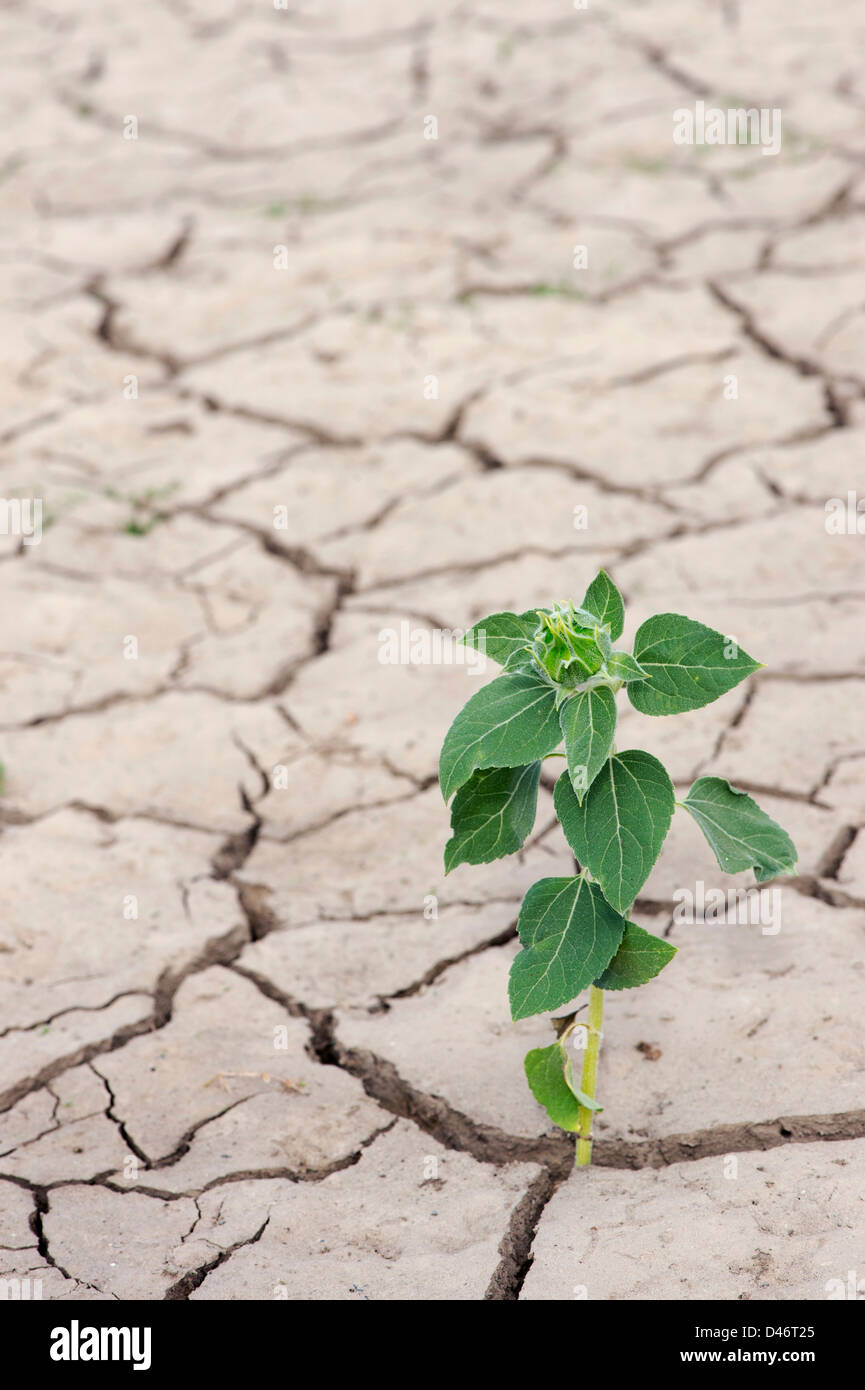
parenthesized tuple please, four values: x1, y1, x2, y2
(439, 570, 797, 1166)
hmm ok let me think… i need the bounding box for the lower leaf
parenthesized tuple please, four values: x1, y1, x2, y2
(509, 876, 625, 1020)
(593, 920, 677, 990)
(524, 1041, 600, 1131)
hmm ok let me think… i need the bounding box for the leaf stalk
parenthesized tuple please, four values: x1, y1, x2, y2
(575, 984, 604, 1167)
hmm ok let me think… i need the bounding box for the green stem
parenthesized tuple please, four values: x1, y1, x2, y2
(575, 985, 604, 1168)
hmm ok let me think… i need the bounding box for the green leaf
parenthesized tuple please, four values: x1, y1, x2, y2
(581, 570, 625, 642)
(593, 624, 612, 663)
(524, 1042, 598, 1131)
(593, 920, 677, 990)
(605, 650, 649, 684)
(460, 610, 539, 671)
(562, 1049, 601, 1112)
(569, 605, 604, 630)
(681, 776, 798, 882)
(509, 876, 625, 1021)
(629, 613, 761, 716)
(558, 685, 617, 804)
(554, 751, 675, 913)
(444, 763, 541, 873)
(439, 671, 561, 802)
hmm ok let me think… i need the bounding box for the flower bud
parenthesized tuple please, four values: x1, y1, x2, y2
(530, 606, 604, 686)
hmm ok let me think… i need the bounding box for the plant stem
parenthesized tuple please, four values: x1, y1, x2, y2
(575, 985, 604, 1168)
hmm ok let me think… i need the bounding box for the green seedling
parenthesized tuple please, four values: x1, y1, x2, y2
(529, 283, 587, 300)
(105, 481, 180, 536)
(438, 569, 797, 1166)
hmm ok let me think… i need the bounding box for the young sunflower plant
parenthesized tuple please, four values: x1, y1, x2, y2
(439, 570, 797, 1167)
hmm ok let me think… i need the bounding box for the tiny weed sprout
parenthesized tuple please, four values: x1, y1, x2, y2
(438, 570, 798, 1168)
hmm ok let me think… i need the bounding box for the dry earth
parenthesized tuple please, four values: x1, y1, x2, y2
(1, 0, 864, 1301)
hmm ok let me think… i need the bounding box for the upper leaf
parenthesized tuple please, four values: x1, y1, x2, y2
(554, 751, 675, 913)
(682, 776, 798, 882)
(444, 762, 541, 873)
(629, 613, 761, 716)
(605, 650, 650, 684)
(593, 920, 677, 990)
(558, 685, 617, 804)
(509, 876, 625, 1020)
(439, 671, 561, 802)
(593, 624, 613, 663)
(569, 605, 605, 630)
(581, 570, 625, 642)
(524, 1041, 599, 1131)
(460, 610, 539, 671)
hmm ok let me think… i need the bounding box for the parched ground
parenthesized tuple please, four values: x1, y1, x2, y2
(1, 0, 864, 1301)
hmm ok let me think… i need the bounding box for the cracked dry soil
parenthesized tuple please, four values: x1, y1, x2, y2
(1, 0, 864, 1303)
